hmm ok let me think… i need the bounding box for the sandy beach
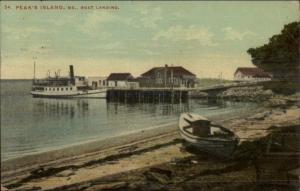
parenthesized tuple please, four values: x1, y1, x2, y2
(1, 103, 300, 191)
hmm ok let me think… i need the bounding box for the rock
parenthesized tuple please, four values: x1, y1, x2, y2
(104, 160, 118, 165)
(290, 105, 299, 109)
(118, 145, 138, 154)
(86, 182, 128, 191)
(56, 169, 75, 177)
(72, 183, 92, 191)
(143, 167, 172, 184)
(218, 86, 273, 102)
(271, 109, 285, 115)
(247, 111, 271, 120)
(189, 91, 208, 98)
(144, 171, 170, 184)
(263, 89, 273, 96)
(1, 186, 8, 191)
(170, 157, 181, 164)
(15, 186, 42, 191)
(267, 98, 288, 107)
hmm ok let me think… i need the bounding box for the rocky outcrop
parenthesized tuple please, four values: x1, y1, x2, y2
(266, 93, 300, 108)
(188, 91, 208, 98)
(217, 86, 274, 102)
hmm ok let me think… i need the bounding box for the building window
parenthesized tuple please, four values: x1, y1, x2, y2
(66, 88, 68, 91)
(57, 88, 59, 91)
(70, 87, 73, 90)
(61, 88, 64, 91)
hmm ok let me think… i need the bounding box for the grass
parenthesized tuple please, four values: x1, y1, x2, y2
(196, 78, 233, 88)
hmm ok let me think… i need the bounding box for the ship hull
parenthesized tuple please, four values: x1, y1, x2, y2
(31, 89, 107, 98)
(179, 130, 238, 157)
(179, 113, 238, 157)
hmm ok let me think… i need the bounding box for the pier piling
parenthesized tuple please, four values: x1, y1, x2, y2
(106, 88, 188, 103)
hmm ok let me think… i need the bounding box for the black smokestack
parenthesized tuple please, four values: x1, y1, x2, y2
(69, 65, 75, 85)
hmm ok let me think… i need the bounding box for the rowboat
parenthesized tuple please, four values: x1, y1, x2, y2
(179, 113, 238, 157)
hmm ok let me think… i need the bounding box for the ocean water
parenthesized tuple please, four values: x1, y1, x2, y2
(1, 80, 257, 161)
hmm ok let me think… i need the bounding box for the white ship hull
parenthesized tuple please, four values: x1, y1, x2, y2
(31, 88, 107, 98)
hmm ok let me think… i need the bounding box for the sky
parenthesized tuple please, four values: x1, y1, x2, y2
(1, 1, 299, 79)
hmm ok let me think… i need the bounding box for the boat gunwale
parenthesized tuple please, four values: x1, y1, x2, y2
(179, 114, 239, 143)
(179, 127, 238, 143)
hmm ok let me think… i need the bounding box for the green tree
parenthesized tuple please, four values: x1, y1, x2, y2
(247, 21, 300, 81)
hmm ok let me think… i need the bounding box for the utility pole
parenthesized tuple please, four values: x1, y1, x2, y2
(34, 61, 36, 80)
(220, 72, 223, 83)
(33, 57, 37, 83)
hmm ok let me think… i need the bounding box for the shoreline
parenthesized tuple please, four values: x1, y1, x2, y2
(1, 105, 261, 173)
(1, 104, 299, 190)
(1, 122, 177, 172)
(1, 122, 178, 162)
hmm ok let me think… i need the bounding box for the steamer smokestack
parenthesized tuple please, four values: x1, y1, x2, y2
(69, 65, 75, 85)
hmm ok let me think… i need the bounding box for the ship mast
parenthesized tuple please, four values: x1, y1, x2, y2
(34, 61, 36, 81)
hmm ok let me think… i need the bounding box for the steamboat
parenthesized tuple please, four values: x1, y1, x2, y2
(30, 65, 106, 98)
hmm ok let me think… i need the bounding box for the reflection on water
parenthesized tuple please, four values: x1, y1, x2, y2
(1, 80, 258, 160)
(106, 101, 191, 116)
(33, 99, 90, 119)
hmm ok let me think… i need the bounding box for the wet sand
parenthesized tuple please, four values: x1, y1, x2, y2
(1, 105, 299, 191)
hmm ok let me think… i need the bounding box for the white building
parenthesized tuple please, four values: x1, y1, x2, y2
(106, 73, 134, 88)
(127, 79, 140, 89)
(75, 76, 88, 87)
(87, 76, 107, 89)
(234, 67, 272, 82)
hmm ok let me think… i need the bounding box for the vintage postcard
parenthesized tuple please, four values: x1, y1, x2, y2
(1, 1, 299, 191)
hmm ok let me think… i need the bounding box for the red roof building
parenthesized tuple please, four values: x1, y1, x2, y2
(141, 66, 196, 77)
(139, 65, 196, 88)
(234, 67, 272, 81)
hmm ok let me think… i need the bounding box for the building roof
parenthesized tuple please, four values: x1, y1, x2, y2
(234, 67, 271, 78)
(141, 66, 196, 77)
(88, 76, 107, 79)
(106, 73, 133, 81)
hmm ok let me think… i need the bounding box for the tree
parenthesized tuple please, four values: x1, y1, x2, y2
(247, 22, 300, 81)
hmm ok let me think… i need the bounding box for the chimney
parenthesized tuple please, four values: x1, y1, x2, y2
(69, 65, 75, 85)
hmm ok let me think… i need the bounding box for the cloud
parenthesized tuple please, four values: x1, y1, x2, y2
(23, 45, 53, 55)
(222, 27, 255, 41)
(153, 25, 218, 46)
(78, 11, 132, 37)
(102, 42, 122, 50)
(139, 7, 162, 29)
(78, 11, 115, 35)
(47, 15, 77, 26)
(3, 26, 48, 40)
(141, 49, 159, 56)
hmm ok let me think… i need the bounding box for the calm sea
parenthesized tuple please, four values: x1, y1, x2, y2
(1, 80, 257, 161)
